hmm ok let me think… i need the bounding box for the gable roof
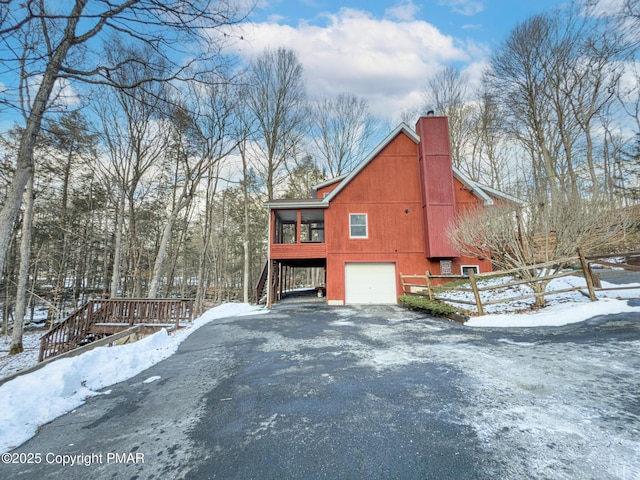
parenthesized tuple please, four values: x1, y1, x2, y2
(311, 175, 347, 196)
(266, 121, 520, 210)
(322, 123, 418, 203)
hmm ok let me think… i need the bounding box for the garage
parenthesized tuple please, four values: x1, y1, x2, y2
(344, 262, 397, 304)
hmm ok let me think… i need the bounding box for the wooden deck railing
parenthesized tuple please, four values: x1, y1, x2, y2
(39, 298, 194, 362)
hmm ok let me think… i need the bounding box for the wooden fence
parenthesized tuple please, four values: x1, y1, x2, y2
(39, 298, 194, 362)
(399, 249, 640, 315)
(586, 251, 640, 291)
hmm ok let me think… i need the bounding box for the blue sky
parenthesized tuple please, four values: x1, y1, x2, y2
(232, 0, 571, 122)
(252, 0, 563, 47)
(0, 0, 625, 134)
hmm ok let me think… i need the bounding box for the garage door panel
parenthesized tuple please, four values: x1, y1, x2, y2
(344, 263, 397, 304)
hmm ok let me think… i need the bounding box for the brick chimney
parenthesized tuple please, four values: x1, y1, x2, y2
(416, 116, 458, 258)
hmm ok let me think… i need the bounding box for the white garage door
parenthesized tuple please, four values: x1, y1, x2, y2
(344, 263, 397, 304)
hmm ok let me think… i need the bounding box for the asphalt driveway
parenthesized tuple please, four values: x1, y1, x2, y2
(2, 302, 639, 479)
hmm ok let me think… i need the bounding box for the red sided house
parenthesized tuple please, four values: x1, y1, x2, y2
(261, 116, 516, 306)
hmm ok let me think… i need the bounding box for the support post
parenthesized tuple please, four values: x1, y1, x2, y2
(267, 260, 273, 308)
(425, 271, 433, 300)
(578, 248, 597, 301)
(468, 270, 484, 315)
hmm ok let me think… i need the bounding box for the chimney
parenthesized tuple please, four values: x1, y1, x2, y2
(416, 116, 458, 258)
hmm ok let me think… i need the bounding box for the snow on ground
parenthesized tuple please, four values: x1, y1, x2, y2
(0, 330, 43, 378)
(435, 273, 640, 327)
(466, 298, 640, 327)
(0, 302, 267, 453)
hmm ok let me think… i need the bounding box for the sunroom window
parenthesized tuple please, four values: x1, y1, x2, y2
(301, 210, 325, 243)
(349, 214, 367, 238)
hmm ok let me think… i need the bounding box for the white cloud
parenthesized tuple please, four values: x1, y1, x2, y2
(385, 0, 420, 21)
(25, 75, 80, 111)
(234, 7, 472, 122)
(438, 0, 485, 16)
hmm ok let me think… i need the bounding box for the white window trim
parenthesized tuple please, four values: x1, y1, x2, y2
(461, 265, 480, 276)
(349, 213, 368, 239)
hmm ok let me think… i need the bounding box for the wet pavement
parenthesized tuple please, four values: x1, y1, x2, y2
(2, 302, 639, 479)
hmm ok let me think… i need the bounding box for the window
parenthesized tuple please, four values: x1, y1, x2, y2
(301, 210, 325, 243)
(273, 212, 297, 244)
(461, 265, 479, 276)
(349, 214, 368, 238)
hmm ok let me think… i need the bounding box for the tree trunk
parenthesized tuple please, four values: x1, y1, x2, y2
(242, 150, 251, 304)
(109, 194, 125, 297)
(0, 0, 87, 283)
(10, 175, 34, 355)
(194, 173, 218, 315)
(148, 197, 188, 298)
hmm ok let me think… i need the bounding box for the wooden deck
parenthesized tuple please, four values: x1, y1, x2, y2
(39, 299, 194, 362)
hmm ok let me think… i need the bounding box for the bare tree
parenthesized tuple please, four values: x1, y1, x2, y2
(245, 47, 307, 200)
(468, 88, 516, 191)
(310, 93, 378, 177)
(485, 12, 564, 200)
(95, 45, 172, 297)
(40, 111, 98, 314)
(236, 115, 254, 305)
(622, 0, 640, 24)
(422, 66, 475, 172)
(148, 75, 238, 299)
(449, 198, 632, 307)
(0, 0, 251, 296)
(485, 1, 634, 201)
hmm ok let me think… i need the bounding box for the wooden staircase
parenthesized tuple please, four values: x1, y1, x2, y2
(255, 261, 270, 304)
(255, 260, 281, 305)
(39, 298, 194, 362)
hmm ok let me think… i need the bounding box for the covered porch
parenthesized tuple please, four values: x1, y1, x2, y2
(261, 199, 329, 306)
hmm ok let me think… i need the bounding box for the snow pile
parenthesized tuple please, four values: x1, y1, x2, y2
(466, 298, 640, 327)
(0, 302, 266, 453)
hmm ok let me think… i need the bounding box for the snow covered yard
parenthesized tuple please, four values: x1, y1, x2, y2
(0, 330, 43, 378)
(435, 272, 640, 327)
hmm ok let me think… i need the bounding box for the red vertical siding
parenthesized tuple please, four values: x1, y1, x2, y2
(324, 132, 428, 303)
